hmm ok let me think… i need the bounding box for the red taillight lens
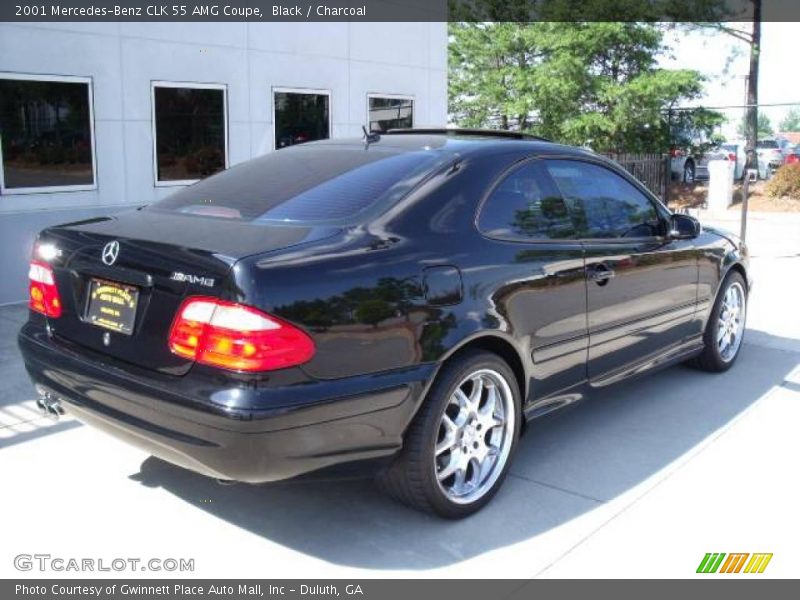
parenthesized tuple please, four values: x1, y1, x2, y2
(728, 152, 736, 161)
(28, 261, 62, 318)
(786, 154, 799, 164)
(168, 297, 315, 372)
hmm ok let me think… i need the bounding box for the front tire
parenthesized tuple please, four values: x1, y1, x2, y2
(377, 350, 522, 518)
(689, 271, 747, 372)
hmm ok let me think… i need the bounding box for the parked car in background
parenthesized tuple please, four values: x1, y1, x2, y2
(707, 142, 745, 180)
(776, 137, 794, 161)
(672, 143, 743, 183)
(756, 139, 784, 179)
(783, 144, 800, 165)
(670, 148, 710, 183)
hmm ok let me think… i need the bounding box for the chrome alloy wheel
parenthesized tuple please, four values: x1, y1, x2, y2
(718, 281, 746, 362)
(434, 368, 515, 505)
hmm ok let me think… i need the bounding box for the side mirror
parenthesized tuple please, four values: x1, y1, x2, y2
(669, 213, 701, 240)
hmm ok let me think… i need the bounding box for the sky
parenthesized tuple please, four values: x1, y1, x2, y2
(660, 22, 800, 139)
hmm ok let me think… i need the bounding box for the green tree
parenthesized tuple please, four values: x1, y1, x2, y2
(449, 22, 717, 153)
(737, 111, 773, 138)
(779, 108, 800, 132)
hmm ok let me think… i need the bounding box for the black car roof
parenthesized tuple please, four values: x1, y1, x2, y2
(311, 130, 595, 160)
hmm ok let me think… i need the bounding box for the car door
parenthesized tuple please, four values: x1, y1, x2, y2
(476, 159, 588, 405)
(543, 158, 699, 385)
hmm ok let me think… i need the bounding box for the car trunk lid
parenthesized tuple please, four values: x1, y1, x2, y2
(37, 208, 339, 373)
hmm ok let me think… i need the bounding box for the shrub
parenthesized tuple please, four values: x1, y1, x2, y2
(765, 164, 800, 200)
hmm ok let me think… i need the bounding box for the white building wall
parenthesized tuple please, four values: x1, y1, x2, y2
(0, 22, 448, 303)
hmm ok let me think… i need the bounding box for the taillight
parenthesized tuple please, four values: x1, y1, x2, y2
(28, 261, 62, 318)
(168, 297, 315, 372)
(786, 154, 799, 164)
(728, 152, 736, 161)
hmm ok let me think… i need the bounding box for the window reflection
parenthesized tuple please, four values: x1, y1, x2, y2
(274, 91, 330, 149)
(368, 96, 413, 133)
(0, 77, 94, 190)
(153, 85, 226, 182)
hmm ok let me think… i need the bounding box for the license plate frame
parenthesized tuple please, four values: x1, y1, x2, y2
(85, 278, 139, 335)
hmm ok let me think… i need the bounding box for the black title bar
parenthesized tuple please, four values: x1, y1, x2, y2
(2, 0, 800, 22)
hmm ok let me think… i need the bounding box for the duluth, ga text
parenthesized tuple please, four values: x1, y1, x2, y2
(173, 585, 363, 597)
(16, 584, 364, 597)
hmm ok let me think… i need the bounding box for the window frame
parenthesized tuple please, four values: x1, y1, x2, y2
(475, 154, 671, 244)
(272, 86, 332, 151)
(151, 80, 229, 188)
(543, 156, 670, 243)
(475, 156, 577, 243)
(366, 93, 415, 132)
(0, 72, 98, 196)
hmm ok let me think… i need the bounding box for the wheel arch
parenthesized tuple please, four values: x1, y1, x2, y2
(725, 261, 749, 290)
(411, 332, 529, 435)
(702, 259, 749, 328)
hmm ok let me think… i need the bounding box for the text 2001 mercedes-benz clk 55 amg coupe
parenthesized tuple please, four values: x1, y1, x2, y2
(19, 129, 750, 518)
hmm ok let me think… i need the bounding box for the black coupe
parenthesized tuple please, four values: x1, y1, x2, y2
(19, 129, 750, 517)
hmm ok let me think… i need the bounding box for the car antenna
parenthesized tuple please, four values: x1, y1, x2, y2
(362, 125, 380, 146)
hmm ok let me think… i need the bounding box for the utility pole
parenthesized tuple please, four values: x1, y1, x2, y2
(741, 0, 762, 245)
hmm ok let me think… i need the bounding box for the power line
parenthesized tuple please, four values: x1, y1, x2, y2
(665, 102, 800, 112)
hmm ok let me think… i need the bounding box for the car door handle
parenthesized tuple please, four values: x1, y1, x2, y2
(588, 263, 615, 285)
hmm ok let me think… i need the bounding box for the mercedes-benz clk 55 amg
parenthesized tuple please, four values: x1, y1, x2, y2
(19, 129, 750, 518)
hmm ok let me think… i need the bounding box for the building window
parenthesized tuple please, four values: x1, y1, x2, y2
(152, 82, 227, 185)
(274, 88, 330, 150)
(368, 95, 414, 133)
(0, 74, 96, 194)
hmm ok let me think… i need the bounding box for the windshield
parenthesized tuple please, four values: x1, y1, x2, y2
(148, 144, 451, 225)
(757, 140, 779, 149)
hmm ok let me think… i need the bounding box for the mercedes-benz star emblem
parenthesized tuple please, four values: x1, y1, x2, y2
(101, 241, 120, 266)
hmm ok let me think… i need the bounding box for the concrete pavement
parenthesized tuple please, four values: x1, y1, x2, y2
(0, 210, 798, 578)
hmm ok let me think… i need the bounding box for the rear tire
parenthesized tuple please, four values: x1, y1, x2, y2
(376, 350, 522, 518)
(688, 271, 747, 372)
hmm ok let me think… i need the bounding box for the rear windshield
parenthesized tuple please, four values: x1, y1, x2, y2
(148, 144, 449, 225)
(757, 140, 779, 149)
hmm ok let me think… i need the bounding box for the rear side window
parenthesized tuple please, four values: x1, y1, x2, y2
(478, 160, 576, 241)
(545, 160, 661, 239)
(148, 145, 447, 224)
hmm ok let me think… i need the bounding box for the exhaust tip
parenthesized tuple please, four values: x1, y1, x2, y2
(35, 388, 64, 420)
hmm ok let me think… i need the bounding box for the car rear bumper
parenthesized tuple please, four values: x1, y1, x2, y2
(18, 322, 433, 483)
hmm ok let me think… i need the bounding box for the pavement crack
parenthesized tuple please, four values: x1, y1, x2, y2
(507, 472, 605, 504)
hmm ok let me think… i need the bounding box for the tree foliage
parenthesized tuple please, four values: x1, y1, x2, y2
(736, 111, 774, 137)
(449, 22, 720, 153)
(779, 108, 800, 132)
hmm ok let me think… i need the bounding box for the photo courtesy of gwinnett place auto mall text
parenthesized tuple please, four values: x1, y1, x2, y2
(0, 0, 799, 595)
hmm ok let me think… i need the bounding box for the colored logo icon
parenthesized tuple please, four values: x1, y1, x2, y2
(697, 553, 773, 574)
